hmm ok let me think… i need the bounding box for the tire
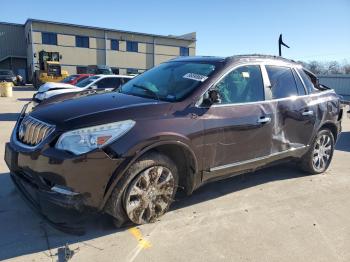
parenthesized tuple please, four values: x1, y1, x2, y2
(105, 152, 178, 227)
(300, 128, 335, 174)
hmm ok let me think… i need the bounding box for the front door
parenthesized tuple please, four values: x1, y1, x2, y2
(200, 64, 274, 179)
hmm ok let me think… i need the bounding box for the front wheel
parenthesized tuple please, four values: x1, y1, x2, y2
(300, 129, 335, 174)
(106, 152, 178, 227)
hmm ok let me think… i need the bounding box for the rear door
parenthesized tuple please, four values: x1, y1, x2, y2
(201, 64, 275, 179)
(265, 65, 316, 153)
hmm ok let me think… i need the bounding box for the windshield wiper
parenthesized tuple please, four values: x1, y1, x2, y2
(132, 84, 160, 101)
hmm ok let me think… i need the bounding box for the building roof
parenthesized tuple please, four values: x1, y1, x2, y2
(25, 18, 196, 41)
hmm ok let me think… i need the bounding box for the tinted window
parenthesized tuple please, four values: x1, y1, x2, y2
(76, 36, 89, 48)
(111, 67, 119, 74)
(42, 32, 57, 45)
(297, 68, 315, 93)
(180, 47, 189, 56)
(266, 66, 298, 99)
(76, 76, 89, 84)
(292, 69, 306, 95)
(61, 75, 78, 83)
(111, 39, 119, 50)
(214, 65, 264, 104)
(96, 78, 121, 89)
(121, 62, 217, 101)
(76, 76, 99, 88)
(126, 41, 138, 52)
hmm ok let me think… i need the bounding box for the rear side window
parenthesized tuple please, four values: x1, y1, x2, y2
(214, 65, 265, 104)
(297, 68, 315, 93)
(266, 66, 298, 99)
(96, 78, 121, 89)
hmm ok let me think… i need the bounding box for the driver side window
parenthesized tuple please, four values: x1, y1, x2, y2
(213, 65, 265, 104)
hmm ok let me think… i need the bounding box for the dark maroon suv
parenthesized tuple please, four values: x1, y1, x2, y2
(5, 55, 343, 227)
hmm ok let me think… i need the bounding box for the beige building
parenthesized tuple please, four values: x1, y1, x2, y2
(0, 19, 196, 82)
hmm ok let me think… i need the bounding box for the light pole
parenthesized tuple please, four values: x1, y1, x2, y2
(278, 34, 290, 56)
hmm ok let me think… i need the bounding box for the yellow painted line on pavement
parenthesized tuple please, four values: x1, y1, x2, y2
(128, 227, 152, 249)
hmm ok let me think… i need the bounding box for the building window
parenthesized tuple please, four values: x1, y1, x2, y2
(111, 39, 119, 51)
(180, 47, 189, 56)
(42, 32, 57, 45)
(126, 41, 138, 52)
(76, 36, 89, 48)
(127, 68, 139, 74)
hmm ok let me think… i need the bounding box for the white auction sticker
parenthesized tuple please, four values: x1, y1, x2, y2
(183, 73, 208, 82)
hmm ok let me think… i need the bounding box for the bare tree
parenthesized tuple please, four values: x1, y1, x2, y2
(326, 61, 342, 74)
(343, 64, 350, 74)
(305, 60, 325, 75)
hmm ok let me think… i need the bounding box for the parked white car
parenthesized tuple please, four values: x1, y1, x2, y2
(34, 75, 134, 102)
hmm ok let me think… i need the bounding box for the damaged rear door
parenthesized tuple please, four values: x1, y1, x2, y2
(265, 65, 316, 153)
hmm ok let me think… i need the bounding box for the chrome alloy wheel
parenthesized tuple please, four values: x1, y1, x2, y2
(124, 166, 175, 224)
(312, 134, 332, 172)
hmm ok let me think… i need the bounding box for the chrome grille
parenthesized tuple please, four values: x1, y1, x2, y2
(17, 116, 54, 146)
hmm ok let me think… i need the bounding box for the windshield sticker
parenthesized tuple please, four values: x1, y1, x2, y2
(183, 73, 208, 82)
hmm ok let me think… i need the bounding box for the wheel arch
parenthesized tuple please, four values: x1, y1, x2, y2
(319, 121, 339, 142)
(100, 139, 199, 210)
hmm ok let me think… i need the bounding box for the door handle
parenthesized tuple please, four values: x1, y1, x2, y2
(257, 116, 271, 124)
(302, 110, 314, 116)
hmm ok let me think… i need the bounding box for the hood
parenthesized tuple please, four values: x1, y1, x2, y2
(38, 82, 77, 92)
(30, 92, 170, 130)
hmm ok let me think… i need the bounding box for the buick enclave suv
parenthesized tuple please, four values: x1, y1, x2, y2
(5, 55, 343, 227)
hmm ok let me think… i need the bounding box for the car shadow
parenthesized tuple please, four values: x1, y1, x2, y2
(0, 162, 308, 261)
(172, 162, 307, 210)
(335, 131, 350, 152)
(0, 113, 20, 121)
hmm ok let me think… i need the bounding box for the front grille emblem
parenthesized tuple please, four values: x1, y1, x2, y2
(17, 116, 54, 146)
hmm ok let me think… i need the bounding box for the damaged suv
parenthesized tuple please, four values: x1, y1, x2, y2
(5, 55, 343, 227)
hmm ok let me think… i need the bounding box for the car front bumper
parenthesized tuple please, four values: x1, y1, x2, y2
(5, 141, 123, 212)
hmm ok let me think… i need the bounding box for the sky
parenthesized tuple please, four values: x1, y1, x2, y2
(1, 0, 350, 63)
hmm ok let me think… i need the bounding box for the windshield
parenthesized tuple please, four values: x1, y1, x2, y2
(0, 70, 14, 76)
(60, 75, 78, 83)
(119, 62, 217, 101)
(75, 76, 99, 87)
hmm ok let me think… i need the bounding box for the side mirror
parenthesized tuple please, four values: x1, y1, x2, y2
(208, 89, 221, 104)
(202, 89, 221, 107)
(90, 84, 97, 90)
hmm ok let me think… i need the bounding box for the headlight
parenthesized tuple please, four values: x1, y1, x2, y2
(35, 92, 46, 100)
(55, 120, 135, 155)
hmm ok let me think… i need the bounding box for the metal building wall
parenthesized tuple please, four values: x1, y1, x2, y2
(0, 22, 26, 60)
(318, 75, 350, 98)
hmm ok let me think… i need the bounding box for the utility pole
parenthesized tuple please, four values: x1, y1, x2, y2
(278, 34, 290, 56)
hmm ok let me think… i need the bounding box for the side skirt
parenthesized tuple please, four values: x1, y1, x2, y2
(201, 146, 308, 184)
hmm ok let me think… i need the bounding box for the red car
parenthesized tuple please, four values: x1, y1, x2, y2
(60, 74, 93, 85)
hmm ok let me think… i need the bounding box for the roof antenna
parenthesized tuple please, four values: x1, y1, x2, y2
(278, 34, 290, 56)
